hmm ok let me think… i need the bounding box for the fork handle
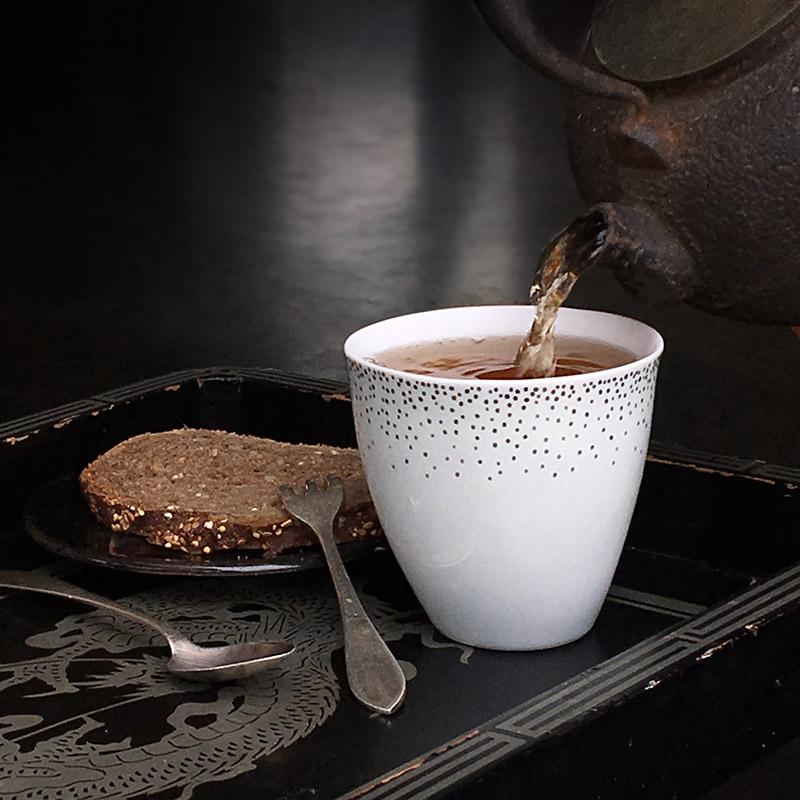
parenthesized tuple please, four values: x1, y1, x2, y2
(316, 523, 406, 715)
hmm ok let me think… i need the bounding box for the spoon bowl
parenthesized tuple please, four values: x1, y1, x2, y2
(168, 639, 295, 681)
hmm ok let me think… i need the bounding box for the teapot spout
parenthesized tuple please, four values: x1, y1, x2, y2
(561, 203, 697, 305)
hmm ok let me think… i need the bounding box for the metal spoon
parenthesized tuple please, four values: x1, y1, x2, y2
(280, 475, 406, 715)
(0, 570, 294, 681)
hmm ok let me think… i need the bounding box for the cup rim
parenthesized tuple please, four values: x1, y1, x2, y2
(344, 305, 664, 387)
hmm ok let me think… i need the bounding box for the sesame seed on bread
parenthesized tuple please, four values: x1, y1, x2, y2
(80, 428, 379, 555)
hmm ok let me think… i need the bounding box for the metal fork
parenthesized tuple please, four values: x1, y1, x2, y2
(280, 475, 406, 715)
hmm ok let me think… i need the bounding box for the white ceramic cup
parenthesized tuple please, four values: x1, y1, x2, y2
(345, 306, 663, 650)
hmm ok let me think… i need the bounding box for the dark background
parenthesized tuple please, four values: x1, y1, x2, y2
(3, 1, 800, 796)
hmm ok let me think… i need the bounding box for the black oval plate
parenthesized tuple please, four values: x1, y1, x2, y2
(24, 475, 379, 576)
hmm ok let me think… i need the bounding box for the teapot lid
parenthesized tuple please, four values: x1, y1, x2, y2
(592, 0, 800, 83)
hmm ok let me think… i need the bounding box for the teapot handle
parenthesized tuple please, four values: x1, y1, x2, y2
(473, 0, 647, 109)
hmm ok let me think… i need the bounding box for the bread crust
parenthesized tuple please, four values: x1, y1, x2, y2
(80, 429, 380, 555)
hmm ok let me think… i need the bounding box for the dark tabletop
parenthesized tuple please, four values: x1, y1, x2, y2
(3, 1, 800, 797)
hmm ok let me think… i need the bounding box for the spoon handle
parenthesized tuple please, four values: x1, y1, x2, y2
(312, 520, 406, 715)
(0, 570, 183, 646)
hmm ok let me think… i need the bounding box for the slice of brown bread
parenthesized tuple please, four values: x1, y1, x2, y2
(80, 429, 379, 556)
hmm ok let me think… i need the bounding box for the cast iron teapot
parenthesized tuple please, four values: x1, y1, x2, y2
(475, 0, 800, 325)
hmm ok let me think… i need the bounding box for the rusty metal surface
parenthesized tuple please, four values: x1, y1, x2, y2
(573, 203, 697, 305)
(568, 12, 800, 324)
(593, 0, 800, 83)
(477, 0, 800, 324)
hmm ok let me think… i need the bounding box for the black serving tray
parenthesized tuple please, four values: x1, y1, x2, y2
(1, 368, 800, 800)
